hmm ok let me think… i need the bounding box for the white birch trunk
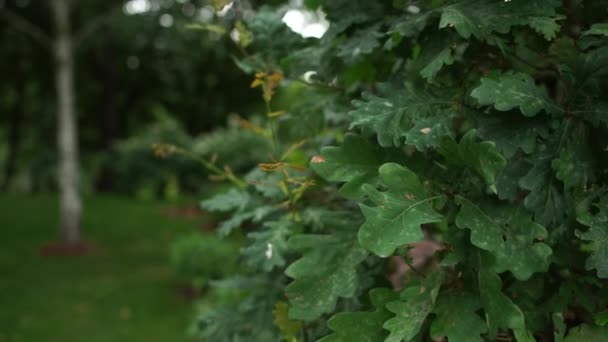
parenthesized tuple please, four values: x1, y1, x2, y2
(51, 0, 81, 244)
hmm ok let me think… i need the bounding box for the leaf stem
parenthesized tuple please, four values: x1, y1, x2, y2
(160, 145, 247, 189)
(266, 99, 280, 153)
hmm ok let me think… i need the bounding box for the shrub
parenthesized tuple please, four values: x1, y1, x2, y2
(190, 1, 608, 341)
(191, 115, 272, 173)
(170, 233, 239, 290)
(106, 112, 197, 199)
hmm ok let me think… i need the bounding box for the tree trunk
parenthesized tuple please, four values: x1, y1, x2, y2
(51, 0, 81, 245)
(1, 74, 24, 192)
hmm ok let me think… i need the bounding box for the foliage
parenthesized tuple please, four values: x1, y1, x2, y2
(191, 115, 273, 173)
(189, 1, 608, 341)
(104, 113, 271, 199)
(107, 113, 197, 199)
(0, 0, 259, 193)
(170, 232, 239, 289)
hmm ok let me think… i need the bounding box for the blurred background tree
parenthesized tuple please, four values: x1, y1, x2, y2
(0, 0, 259, 243)
(0, 1, 329, 340)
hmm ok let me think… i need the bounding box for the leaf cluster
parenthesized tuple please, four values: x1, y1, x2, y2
(192, 1, 608, 341)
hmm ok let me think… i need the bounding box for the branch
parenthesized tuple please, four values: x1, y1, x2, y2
(0, 7, 51, 48)
(74, 5, 122, 47)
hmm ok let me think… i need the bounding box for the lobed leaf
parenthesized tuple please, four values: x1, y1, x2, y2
(552, 132, 596, 190)
(285, 233, 368, 321)
(383, 271, 443, 342)
(519, 148, 565, 227)
(430, 291, 487, 342)
(241, 219, 292, 272)
(471, 72, 559, 117)
(475, 111, 548, 159)
(358, 163, 443, 257)
(310, 134, 382, 199)
(438, 130, 507, 187)
(456, 196, 552, 280)
(318, 288, 399, 342)
(349, 83, 455, 149)
(563, 324, 608, 341)
(439, 0, 561, 40)
(478, 269, 533, 341)
(576, 197, 608, 278)
(201, 188, 250, 212)
(582, 23, 608, 37)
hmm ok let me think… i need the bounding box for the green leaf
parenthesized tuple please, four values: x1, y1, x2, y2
(202, 189, 278, 236)
(358, 163, 443, 257)
(440, 228, 470, 267)
(545, 278, 600, 317)
(471, 72, 559, 117)
(217, 205, 278, 237)
(246, 8, 308, 64)
(564, 324, 608, 341)
(560, 46, 608, 110)
(404, 116, 454, 152)
(576, 198, 608, 278)
(387, 12, 433, 39)
(416, 32, 462, 82)
(594, 311, 608, 326)
(430, 292, 487, 342)
(519, 148, 565, 227)
(438, 130, 507, 186)
(285, 233, 367, 321)
(582, 23, 608, 37)
(350, 83, 455, 149)
(337, 25, 383, 64)
(201, 188, 250, 212)
(552, 129, 596, 190)
(478, 269, 533, 341)
(384, 272, 443, 342)
(439, 0, 561, 40)
(245, 168, 285, 199)
(310, 134, 382, 199)
(456, 197, 552, 280)
(476, 113, 548, 158)
(529, 15, 564, 41)
(420, 47, 455, 81)
(322, 0, 383, 40)
(507, 277, 549, 333)
(241, 219, 292, 272)
(318, 288, 399, 342)
(553, 313, 567, 342)
(574, 101, 608, 128)
(299, 208, 354, 232)
(495, 158, 530, 202)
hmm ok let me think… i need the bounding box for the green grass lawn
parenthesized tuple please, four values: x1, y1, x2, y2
(0, 194, 204, 342)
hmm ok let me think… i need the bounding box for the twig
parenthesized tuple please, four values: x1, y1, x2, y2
(74, 5, 122, 48)
(0, 7, 51, 48)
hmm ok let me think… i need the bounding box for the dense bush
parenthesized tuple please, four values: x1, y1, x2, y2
(170, 232, 239, 290)
(105, 112, 271, 199)
(106, 113, 196, 199)
(190, 1, 608, 341)
(191, 114, 272, 173)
